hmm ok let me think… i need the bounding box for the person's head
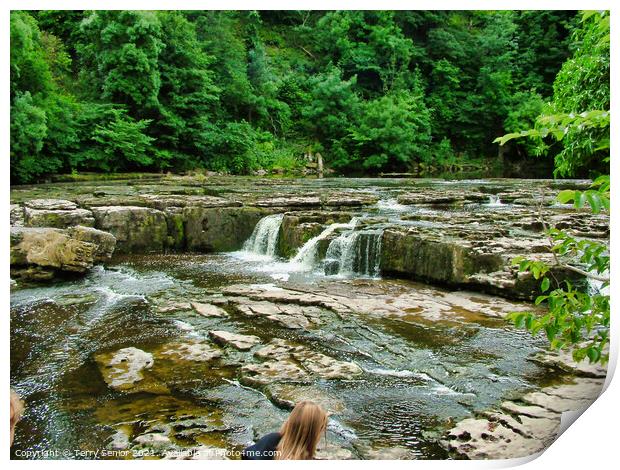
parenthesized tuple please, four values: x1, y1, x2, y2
(10, 389, 24, 446)
(276, 401, 328, 460)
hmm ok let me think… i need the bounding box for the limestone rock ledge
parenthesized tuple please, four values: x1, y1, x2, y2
(440, 377, 605, 459)
(10, 225, 116, 281)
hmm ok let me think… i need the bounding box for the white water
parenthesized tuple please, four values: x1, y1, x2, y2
(488, 195, 502, 206)
(376, 198, 410, 213)
(324, 227, 383, 277)
(242, 213, 284, 257)
(364, 367, 420, 378)
(238, 214, 383, 279)
(290, 218, 359, 269)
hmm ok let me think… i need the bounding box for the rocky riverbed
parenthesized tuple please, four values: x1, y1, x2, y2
(10, 175, 608, 460)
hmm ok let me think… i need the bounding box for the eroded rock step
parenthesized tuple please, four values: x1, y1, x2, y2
(441, 376, 605, 459)
(10, 177, 608, 303)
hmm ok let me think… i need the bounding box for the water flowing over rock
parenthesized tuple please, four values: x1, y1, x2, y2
(10, 176, 610, 460)
(487, 195, 502, 206)
(291, 219, 358, 269)
(324, 228, 383, 277)
(11, 176, 608, 300)
(242, 214, 284, 256)
(182, 206, 269, 252)
(277, 212, 354, 258)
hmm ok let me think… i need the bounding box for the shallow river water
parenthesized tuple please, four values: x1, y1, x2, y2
(10, 177, 583, 459)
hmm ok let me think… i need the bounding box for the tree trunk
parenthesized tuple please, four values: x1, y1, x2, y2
(316, 152, 323, 178)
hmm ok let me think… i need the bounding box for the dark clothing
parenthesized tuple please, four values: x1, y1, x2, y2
(241, 432, 282, 460)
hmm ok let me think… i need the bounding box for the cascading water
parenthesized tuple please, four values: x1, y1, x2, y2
(488, 195, 502, 206)
(324, 228, 383, 277)
(242, 214, 284, 257)
(290, 218, 359, 269)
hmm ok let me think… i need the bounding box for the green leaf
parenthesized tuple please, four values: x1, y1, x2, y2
(535, 295, 548, 305)
(545, 324, 557, 341)
(586, 347, 600, 363)
(574, 191, 586, 209)
(585, 191, 602, 213)
(556, 190, 575, 204)
(540, 277, 550, 293)
(512, 313, 527, 329)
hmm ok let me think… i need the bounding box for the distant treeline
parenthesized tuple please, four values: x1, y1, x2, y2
(11, 10, 604, 182)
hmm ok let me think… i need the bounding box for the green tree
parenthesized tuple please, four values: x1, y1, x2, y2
(78, 11, 163, 119)
(10, 11, 70, 182)
(301, 66, 360, 169)
(91, 109, 155, 171)
(495, 11, 610, 364)
(315, 11, 414, 97)
(11, 9, 582, 180)
(350, 88, 431, 171)
(152, 11, 220, 166)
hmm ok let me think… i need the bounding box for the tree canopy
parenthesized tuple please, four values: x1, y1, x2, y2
(11, 10, 584, 183)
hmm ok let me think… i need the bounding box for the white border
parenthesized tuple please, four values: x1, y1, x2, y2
(2, 1, 618, 469)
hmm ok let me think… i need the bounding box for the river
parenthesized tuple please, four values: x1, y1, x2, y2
(10, 176, 604, 459)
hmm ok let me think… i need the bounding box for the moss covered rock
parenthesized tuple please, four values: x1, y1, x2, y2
(92, 206, 168, 253)
(183, 206, 269, 252)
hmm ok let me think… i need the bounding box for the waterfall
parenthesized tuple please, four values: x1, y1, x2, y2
(290, 218, 358, 268)
(488, 195, 502, 206)
(243, 214, 284, 256)
(324, 228, 383, 277)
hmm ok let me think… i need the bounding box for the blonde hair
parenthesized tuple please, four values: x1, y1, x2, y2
(275, 401, 328, 460)
(10, 389, 24, 446)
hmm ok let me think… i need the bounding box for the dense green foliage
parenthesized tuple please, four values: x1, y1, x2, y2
(497, 11, 610, 364)
(11, 10, 580, 182)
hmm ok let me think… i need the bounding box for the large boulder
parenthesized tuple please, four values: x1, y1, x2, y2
(380, 227, 504, 285)
(10, 226, 115, 280)
(91, 206, 168, 253)
(67, 226, 116, 262)
(380, 226, 583, 300)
